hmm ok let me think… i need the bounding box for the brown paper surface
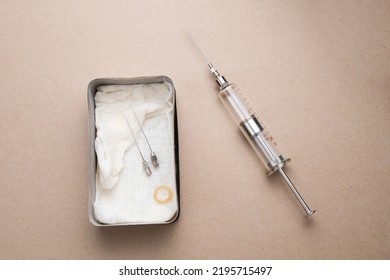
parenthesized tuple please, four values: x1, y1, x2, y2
(0, 0, 389, 259)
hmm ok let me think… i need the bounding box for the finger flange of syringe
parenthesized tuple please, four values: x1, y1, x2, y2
(209, 62, 315, 217)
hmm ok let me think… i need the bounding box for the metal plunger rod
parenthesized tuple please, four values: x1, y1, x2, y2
(277, 167, 315, 216)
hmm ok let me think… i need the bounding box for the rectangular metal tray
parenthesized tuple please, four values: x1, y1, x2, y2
(87, 76, 180, 226)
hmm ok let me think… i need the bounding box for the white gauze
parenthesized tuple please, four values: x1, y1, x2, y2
(94, 82, 177, 224)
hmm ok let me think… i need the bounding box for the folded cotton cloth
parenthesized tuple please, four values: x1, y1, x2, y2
(94, 83, 178, 224)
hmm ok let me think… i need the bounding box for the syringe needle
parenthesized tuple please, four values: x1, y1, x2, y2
(187, 32, 210, 65)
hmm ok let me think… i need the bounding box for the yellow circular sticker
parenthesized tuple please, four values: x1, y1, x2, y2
(153, 185, 173, 204)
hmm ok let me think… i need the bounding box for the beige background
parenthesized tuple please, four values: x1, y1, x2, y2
(1, 0, 389, 259)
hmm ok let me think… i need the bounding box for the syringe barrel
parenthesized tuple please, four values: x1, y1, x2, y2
(219, 84, 290, 175)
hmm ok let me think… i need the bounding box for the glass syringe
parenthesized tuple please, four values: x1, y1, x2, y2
(190, 35, 315, 217)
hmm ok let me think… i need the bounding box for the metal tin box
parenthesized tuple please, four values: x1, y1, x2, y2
(88, 76, 180, 226)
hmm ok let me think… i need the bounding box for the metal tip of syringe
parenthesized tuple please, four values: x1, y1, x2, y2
(277, 167, 315, 217)
(187, 32, 224, 81)
(208, 62, 218, 75)
(207, 62, 229, 88)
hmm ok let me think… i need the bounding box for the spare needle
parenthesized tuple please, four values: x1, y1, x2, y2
(127, 119, 152, 176)
(134, 112, 159, 167)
